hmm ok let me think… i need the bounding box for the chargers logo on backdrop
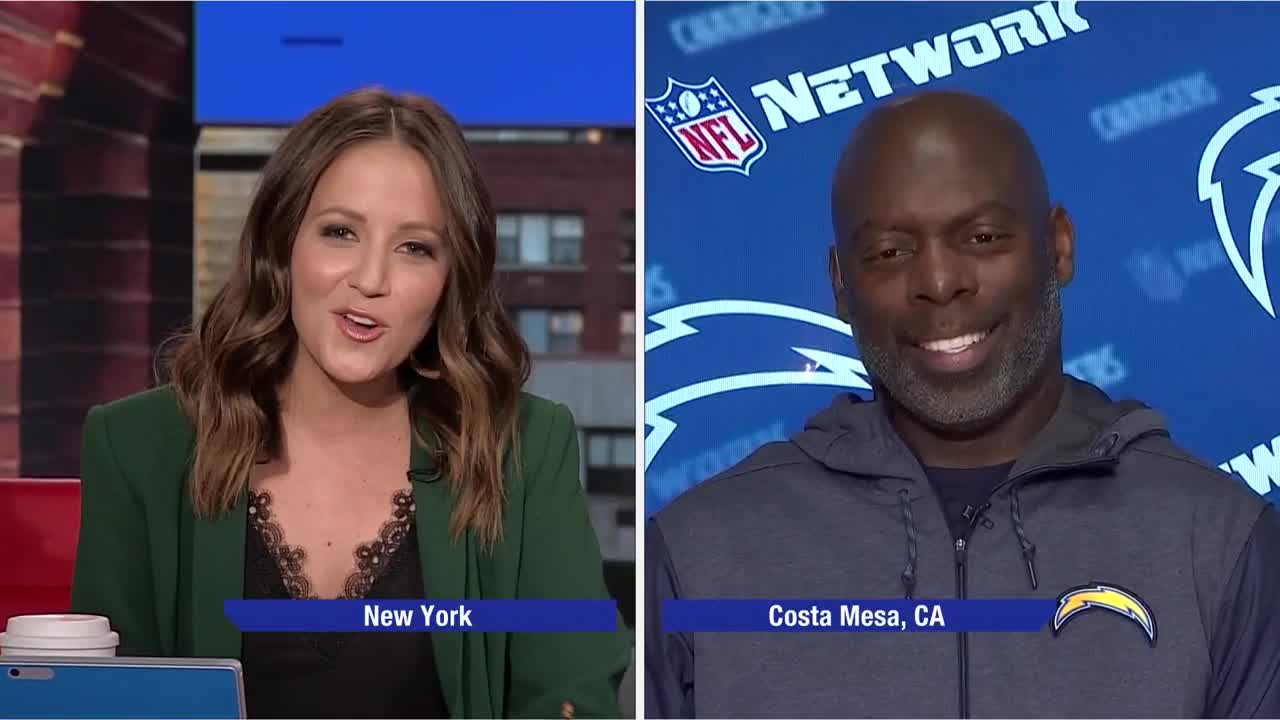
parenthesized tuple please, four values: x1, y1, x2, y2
(1198, 85, 1280, 318)
(643, 301, 871, 470)
(645, 77, 768, 176)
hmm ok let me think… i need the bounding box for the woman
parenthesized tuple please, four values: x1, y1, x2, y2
(70, 88, 631, 719)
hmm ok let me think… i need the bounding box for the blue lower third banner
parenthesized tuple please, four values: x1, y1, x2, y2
(224, 600, 618, 632)
(664, 600, 1058, 633)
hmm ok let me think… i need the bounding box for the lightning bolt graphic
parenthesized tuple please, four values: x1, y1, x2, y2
(1198, 85, 1280, 318)
(1244, 150, 1280, 313)
(646, 300, 853, 351)
(1053, 584, 1156, 647)
(644, 301, 871, 470)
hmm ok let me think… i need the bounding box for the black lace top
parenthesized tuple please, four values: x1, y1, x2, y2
(240, 488, 450, 719)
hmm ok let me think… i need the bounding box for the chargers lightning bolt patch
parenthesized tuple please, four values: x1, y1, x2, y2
(1052, 583, 1157, 647)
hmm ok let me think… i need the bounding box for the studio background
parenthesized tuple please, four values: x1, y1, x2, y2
(2, 9, 638, 708)
(195, 3, 638, 621)
(643, 0, 1280, 516)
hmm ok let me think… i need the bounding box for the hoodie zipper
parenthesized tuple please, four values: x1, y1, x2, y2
(948, 451, 1133, 719)
(949, 464, 1096, 719)
(928, 425, 1161, 718)
(954, 502, 989, 720)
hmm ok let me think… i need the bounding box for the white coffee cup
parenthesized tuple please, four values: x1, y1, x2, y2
(0, 614, 120, 657)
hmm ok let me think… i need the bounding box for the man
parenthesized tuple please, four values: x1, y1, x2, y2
(645, 91, 1280, 718)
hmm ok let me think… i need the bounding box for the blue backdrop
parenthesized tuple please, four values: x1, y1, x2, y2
(644, 0, 1280, 516)
(195, 1, 636, 126)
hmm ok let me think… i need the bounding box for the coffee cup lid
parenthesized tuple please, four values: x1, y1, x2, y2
(3, 614, 115, 640)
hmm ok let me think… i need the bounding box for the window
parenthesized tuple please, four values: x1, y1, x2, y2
(497, 215, 521, 264)
(587, 432, 633, 468)
(516, 308, 584, 354)
(585, 429, 635, 495)
(620, 210, 635, 266)
(550, 216, 584, 264)
(620, 310, 635, 356)
(497, 212, 583, 266)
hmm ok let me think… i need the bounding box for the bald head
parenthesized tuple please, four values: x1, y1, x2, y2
(825, 90, 1076, 440)
(831, 91, 1050, 250)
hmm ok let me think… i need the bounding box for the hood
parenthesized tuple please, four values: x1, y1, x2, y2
(788, 375, 1171, 598)
(792, 375, 1170, 480)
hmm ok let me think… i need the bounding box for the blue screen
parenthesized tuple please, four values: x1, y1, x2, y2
(643, 1, 1280, 515)
(195, 1, 636, 127)
(0, 661, 242, 719)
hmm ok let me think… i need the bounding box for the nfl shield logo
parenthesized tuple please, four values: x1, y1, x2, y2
(645, 77, 768, 177)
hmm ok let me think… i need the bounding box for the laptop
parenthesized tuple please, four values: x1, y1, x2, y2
(0, 656, 245, 719)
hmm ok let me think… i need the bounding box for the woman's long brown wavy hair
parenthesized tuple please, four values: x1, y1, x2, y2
(165, 87, 531, 546)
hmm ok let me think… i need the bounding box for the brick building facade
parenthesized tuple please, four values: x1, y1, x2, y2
(0, 2, 195, 478)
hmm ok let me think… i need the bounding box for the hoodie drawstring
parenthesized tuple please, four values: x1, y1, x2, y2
(899, 489, 918, 599)
(897, 486, 1041, 596)
(1009, 486, 1039, 590)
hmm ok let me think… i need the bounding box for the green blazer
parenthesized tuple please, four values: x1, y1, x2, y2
(70, 385, 631, 719)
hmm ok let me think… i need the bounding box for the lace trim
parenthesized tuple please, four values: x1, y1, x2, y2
(248, 487, 416, 600)
(345, 489, 416, 598)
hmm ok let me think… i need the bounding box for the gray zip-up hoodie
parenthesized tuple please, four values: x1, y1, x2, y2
(646, 376, 1280, 718)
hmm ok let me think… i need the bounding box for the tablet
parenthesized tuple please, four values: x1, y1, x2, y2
(0, 656, 245, 719)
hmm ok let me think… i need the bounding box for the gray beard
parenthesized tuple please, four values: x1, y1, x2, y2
(852, 276, 1063, 431)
